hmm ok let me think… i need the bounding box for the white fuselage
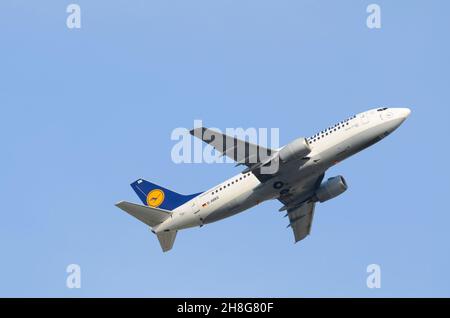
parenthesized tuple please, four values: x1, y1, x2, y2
(154, 108, 410, 233)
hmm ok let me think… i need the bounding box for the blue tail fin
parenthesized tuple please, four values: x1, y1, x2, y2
(130, 179, 201, 211)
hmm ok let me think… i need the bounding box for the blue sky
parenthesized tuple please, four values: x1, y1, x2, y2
(1, 0, 449, 297)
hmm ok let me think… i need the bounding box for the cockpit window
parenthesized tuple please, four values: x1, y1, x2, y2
(377, 107, 388, 112)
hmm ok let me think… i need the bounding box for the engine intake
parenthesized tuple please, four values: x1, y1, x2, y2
(278, 137, 311, 163)
(313, 176, 348, 203)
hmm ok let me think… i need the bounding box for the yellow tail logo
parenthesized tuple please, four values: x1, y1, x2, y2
(146, 189, 165, 208)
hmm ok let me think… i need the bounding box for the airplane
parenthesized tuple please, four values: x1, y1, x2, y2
(116, 107, 411, 252)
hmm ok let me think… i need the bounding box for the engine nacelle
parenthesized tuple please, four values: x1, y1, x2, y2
(278, 137, 311, 163)
(313, 176, 348, 203)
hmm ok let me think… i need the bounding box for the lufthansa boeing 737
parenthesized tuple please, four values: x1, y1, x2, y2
(116, 107, 411, 252)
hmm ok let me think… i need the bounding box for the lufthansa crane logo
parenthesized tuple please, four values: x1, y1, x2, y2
(146, 189, 165, 208)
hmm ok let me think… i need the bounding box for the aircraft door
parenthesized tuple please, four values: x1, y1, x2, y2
(359, 113, 370, 125)
(189, 198, 205, 225)
(381, 110, 394, 121)
(190, 199, 200, 214)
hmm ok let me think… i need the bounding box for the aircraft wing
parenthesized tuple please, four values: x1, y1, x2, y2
(190, 127, 275, 169)
(286, 202, 316, 243)
(278, 173, 324, 243)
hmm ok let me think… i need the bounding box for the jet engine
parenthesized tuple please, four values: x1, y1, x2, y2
(278, 137, 311, 163)
(313, 176, 348, 203)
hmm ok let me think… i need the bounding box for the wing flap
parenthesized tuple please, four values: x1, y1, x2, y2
(287, 202, 316, 243)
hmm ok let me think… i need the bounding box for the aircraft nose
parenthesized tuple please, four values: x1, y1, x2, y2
(399, 108, 411, 119)
(386, 107, 411, 132)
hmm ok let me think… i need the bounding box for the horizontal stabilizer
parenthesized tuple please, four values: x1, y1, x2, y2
(157, 231, 177, 252)
(115, 201, 171, 227)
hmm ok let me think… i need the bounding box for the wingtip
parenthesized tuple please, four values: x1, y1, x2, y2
(115, 200, 125, 207)
(189, 127, 207, 136)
